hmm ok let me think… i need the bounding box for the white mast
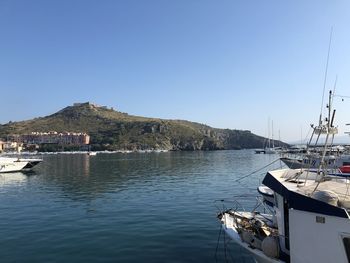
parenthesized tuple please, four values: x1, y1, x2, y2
(272, 120, 275, 148)
(267, 118, 271, 148)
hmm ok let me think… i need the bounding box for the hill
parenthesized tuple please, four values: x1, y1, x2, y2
(0, 102, 286, 151)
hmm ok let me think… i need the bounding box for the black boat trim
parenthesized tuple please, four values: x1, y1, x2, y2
(262, 172, 349, 218)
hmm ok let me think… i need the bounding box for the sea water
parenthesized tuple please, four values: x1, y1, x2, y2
(0, 150, 281, 262)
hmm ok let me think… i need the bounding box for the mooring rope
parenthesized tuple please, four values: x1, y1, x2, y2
(214, 226, 222, 263)
(215, 224, 243, 263)
(234, 158, 281, 182)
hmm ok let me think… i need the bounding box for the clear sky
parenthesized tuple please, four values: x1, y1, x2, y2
(1, 0, 350, 142)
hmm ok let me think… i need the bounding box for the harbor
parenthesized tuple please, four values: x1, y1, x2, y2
(0, 150, 276, 262)
(2, 1, 350, 262)
(1, 89, 350, 262)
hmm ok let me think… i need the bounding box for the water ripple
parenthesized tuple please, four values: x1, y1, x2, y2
(0, 150, 274, 262)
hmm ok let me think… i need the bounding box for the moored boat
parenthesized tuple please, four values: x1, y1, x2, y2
(280, 154, 350, 169)
(0, 157, 42, 173)
(218, 91, 350, 262)
(218, 165, 350, 262)
(218, 210, 283, 263)
(0, 158, 29, 173)
(19, 158, 43, 170)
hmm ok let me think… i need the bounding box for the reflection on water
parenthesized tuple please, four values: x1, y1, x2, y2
(0, 172, 28, 187)
(0, 150, 280, 262)
(37, 151, 280, 200)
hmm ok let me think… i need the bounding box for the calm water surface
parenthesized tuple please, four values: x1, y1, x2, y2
(0, 150, 282, 262)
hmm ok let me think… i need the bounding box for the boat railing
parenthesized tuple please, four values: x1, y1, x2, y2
(215, 193, 275, 217)
(253, 195, 275, 215)
(214, 194, 254, 215)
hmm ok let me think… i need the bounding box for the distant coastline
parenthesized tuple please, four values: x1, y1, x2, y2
(0, 102, 287, 152)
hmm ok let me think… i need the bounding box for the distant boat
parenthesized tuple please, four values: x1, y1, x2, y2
(255, 149, 266, 154)
(19, 158, 43, 171)
(280, 154, 350, 169)
(0, 158, 29, 173)
(87, 151, 97, 156)
(0, 157, 42, 173)
(264, 147, 277, 154)
(256, 119, 278, 154)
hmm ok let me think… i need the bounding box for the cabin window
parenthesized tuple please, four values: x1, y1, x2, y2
(343, 237, 350, 262)
(316, 216, 325, 224)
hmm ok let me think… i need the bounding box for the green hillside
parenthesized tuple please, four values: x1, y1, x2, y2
(0, 102, 286, 151)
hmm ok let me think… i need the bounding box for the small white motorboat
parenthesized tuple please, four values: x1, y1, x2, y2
(0, 157, 42, 173)
(19, 158, 43, 171)
(218, 210, 283, 263)
(0, 158, 29, 173)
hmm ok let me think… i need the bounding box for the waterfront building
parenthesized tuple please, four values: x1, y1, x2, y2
(19, 132, 90, 145)
(1, 141, 23, 153)
(0, 140, 4, 153)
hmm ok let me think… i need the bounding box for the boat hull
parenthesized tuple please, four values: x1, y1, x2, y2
(19, 159, 43, 170)
(0, 157, 42, 173)
(0, 161, 28, 173)
(220, 212, 283, 263)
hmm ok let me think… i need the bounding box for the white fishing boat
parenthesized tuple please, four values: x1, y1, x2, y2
(280, 154, 350, 169)
(219, 168, 350, 262)
(218, 91, 350, 262)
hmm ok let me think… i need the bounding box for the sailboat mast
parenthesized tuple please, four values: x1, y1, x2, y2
(268, 118, 271, 148)
(272, 120, 274, 148)
(278, 129, 281, 147)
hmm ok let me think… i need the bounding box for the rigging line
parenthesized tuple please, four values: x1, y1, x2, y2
(314, 91, 333, 193)
(223, 228, 228, 263)
(334, 94, 350, 99)
(331, 76, 338, 106)
(214, 226, 222, 263)
(320, 27, 333, 123)
(303, 126, 312, 144)
(239, 245, 247, 263)
(226, 241, 236, 263)
(234, 158, 280, 182)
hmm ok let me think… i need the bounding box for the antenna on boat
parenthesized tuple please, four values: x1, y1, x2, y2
(306, 29, 334, 157)
(319, 27, 333, 126)
(331, 75, 338, 107)
(329, 76, 338, 147)
(334, 94, 350, 100)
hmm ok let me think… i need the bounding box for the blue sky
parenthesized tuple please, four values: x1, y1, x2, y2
(1, 0, 350, 142)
